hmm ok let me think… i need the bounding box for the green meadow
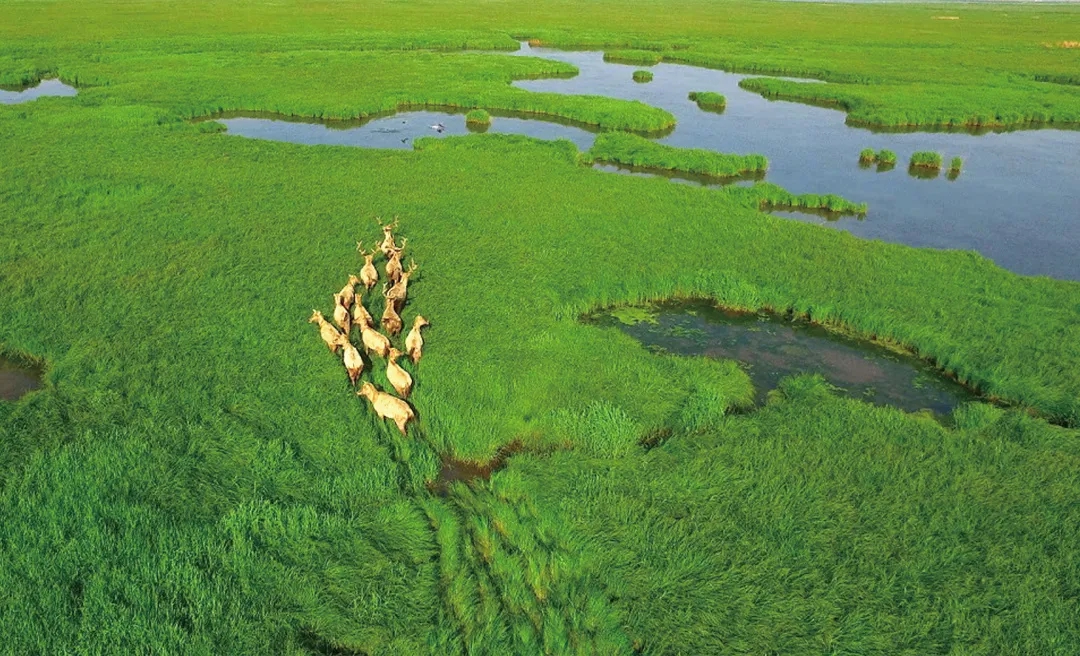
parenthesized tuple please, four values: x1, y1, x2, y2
(2, 1, 1080, 654)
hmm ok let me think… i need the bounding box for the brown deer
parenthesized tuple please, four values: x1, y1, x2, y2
(357, 382, 414, 435)
(309, 310, 343, 353)
(376, 216, 401, 257)
(336, 334, 364, 385)
(405, 315, 429, 364)
(381, 284, 403, 335)
(339, 275, 360, 309)
(351, 296, 373, 329)
(359, 320, 391, 359)
(385, 241, 407, 285)
(386, 348, 414, 398)
(332, 293, 351, 335)
(356, 242, 379, 290)
(385, 260, 417, 309)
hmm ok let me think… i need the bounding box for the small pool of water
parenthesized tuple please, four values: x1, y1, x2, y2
(0, 79, 78, 104)
(592, 300, 980, 416)
(0, 356, 43, 401)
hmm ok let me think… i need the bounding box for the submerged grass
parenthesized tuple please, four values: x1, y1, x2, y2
(586, 132, 767, 178)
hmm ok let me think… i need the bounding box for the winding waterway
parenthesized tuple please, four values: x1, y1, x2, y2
(213, 43, 1080, 280)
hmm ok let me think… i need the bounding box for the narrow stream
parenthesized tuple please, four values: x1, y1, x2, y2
(591, 300, 981, 416)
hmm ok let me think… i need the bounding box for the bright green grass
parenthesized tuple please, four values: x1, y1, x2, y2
(3, 1, 1080, 653)
(688, 90, 726, 111)
(602, 50, 661, 66)
(860, 147, 877, 163)
(911, 150, 944, 169)
(465, 108, 491, 125)
(586, 132, 768, 178)
(632, 69, 653, 83)
(877, 148, 898, 165)
(950, 155, 964, 172)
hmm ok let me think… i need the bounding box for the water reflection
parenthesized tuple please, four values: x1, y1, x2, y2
(0, 79, 77, 104)
(591, 300, 980, 416)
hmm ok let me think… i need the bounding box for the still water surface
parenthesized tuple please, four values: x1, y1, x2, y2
(214, 43, 1080, 279)
(593, 301, 980, 416)
(0, 356, 42, 401)
(0, 79, 77, 104)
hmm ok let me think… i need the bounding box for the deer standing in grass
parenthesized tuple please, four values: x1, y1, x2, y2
(309, 310, 343, 353)
(339, 275, 360, 309)
(386, 348, 414, 398)
(405, 315, 429, 364)
(351, 296, 373, 330)
(357, 382, 414, 435)
(359, 319, 391, 358)
(385, 260, 417, 309)
(376, 217, 401, 257)
(385, 241, 407, 285)
(335, 334, 364, 385)
(356, 242, 379, 290)
(332, 293, 351, 335)
(381, 284, 403, 335)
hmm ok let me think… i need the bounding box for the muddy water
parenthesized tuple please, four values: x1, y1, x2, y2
(594, 301, 979, 416)
(510, 44, 1080, 280)
(0, 79, 77, 104)
(0, 356, 43, 401)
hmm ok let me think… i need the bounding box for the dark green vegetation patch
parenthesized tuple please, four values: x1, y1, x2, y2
(632, 69, 653, 83)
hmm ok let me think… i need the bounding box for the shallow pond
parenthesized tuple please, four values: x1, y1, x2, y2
(0, 78, 77, 104)
(0, 356, 43, 401)
(209, 43, 1080, 280)
(593, 300, 980, 416)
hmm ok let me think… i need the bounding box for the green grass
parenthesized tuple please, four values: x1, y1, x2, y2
(860, 147, 877, 163)
(3, 0, 1080, 653)
(731, 182, 869, 216)
(688, 90, 726, 111)
(950, 155, 964, 172)
(877, 148, 898, 165)
(911, 150, 944, 169)
(465, 108, 491, 125)
(586, 132, 768, 178)
(602, 50, 661, 66)
(632, 69, 653, 83)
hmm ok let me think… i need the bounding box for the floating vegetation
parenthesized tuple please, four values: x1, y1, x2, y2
(309, 218, 428, 435)
(465, 108, 491, 125)
(734, 182, 868, 216)
(587, 132, 767, 178)
(877, 149, 897, 165)
(859, 148, 877, 164)
(910, 151, 943, 169)
(688, 91, 726, 112)
(632, 69, 654, 83)
(603, 50, 662, 66)
(610, 306, 659, 326)
(949, 156, 963, 174)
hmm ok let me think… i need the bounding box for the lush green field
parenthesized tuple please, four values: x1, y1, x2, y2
(2, 1, 1080, 654)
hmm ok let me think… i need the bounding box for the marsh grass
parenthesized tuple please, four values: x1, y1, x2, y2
(3, 3, 1080, 653)
(632, 70, 653, 83)
(910, 151, 943, 169)
(949, 156, 963, 172)
(688, 91, 726, 113)
(859, 147, 877, 163)
(465, 108, 491, 127)
(603, 50, 662, 66)
(587, 132, 767, 178)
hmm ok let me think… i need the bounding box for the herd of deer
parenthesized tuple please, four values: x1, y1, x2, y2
(309, 217, 429, 435)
